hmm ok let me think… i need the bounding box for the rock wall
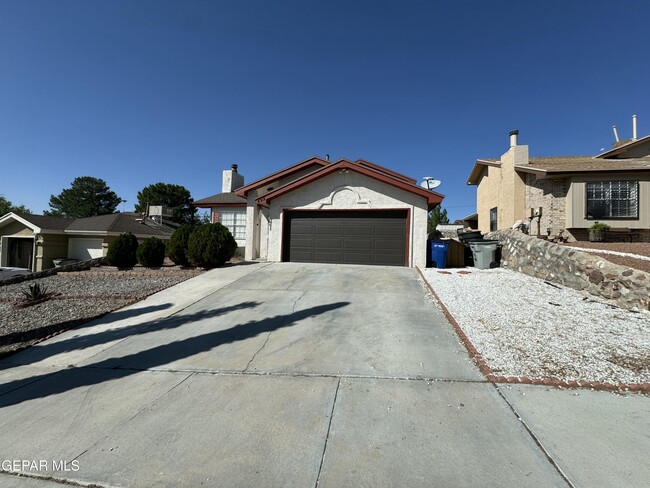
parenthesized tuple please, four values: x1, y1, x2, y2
(0, 258, 106, 287)
(489, 229, 650, 311)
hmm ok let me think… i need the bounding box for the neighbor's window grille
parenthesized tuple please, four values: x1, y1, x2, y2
(219, 210, 246, 240)
(489, 207, 498, 231)
(586, 181, 639, 219)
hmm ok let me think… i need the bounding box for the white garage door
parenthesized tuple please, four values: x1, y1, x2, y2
(68, 238, 104, 260)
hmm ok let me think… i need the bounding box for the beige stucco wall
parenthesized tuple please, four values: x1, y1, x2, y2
(37, 234, 69, 271)
(260, 171, 429, 267)
(1, 221, 35, 237)
(476, 145, 528, 233)
(567, 174, 650, 228)
(476, 146, 528, 233)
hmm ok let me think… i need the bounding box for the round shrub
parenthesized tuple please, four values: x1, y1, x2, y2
(106, 232, 139, 268)
(136, 237, 166, 267)
(187, 223, 237, 269)
(166, 225, 195, 266)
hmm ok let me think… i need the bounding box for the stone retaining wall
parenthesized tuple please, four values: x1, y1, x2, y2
(0, 258, 106, 287)
(489, 229, 650, 311)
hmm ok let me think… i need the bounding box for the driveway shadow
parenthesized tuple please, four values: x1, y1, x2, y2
(0, 303, 174, 349)
(0, 301, 349, 408)
(0, 301, 260, 367)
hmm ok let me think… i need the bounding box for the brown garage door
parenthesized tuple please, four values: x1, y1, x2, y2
(283, 210, 408, 266)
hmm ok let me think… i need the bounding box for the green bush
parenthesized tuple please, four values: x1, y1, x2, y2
(187, 223, 237, 269)
(166, 225, 195, 266)
(136, 237, 166, 267)
(106, 232, 139, 268)
(590, 222, 610, 231)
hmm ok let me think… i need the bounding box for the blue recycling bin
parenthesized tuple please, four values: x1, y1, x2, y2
(427, 240, 449, 268)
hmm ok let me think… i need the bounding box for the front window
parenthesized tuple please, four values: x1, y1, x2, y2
(586, 181, 639, 219)
(218, 209, 247, 240)
(489, 207, 498, 231)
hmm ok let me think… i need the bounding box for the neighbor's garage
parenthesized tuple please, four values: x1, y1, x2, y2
(68, 238, 104, 261)
(282, 210, 407, 266)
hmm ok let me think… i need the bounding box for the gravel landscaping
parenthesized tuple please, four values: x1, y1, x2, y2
(422, 267, 650, 386)
(0, 269, 203, 358)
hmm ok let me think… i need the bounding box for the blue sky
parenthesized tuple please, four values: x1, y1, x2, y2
(1, 0, 649, 222)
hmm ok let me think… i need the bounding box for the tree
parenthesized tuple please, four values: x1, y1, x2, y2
(187, 223, 237, 268)
(46, 176, 123, 218)
(0, 195, 31, 215)
(427, 205, 449, 236)
(166, 225, 195, 266)
(106, 232, 139, 268)
(135, 183, 197, 225)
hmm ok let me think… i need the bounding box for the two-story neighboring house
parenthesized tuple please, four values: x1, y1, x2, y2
(467, 127, 650, 242)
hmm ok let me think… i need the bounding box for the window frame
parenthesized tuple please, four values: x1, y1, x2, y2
(217, 208, 247, 240)
(489, 207, 498, 232)
(585, 180, 639, 221)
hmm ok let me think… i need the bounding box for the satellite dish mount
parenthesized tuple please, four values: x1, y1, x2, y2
(420, 177, 441, 190)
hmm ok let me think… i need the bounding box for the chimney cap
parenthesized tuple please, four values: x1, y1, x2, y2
(231, 164, 238, 173)
(509, 129, 519, 136)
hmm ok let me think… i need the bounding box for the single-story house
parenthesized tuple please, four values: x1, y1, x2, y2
(467, 127, 650, 241)
(0, 212, 174, 271)
(194, 158, 444, 267)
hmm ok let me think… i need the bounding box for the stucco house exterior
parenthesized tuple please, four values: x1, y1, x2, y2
(0, 212, 174, 272)
(467, 129, 650, 241)
(194, 157, 444, 267)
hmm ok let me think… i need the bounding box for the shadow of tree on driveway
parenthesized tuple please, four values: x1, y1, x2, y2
(1, 301, 260, 367)
(0, 301, 349, 408)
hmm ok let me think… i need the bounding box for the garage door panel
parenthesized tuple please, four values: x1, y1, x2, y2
(284, 210, 407, 267)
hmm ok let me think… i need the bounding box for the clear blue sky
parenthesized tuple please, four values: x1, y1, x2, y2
(1, 0, 649, 222)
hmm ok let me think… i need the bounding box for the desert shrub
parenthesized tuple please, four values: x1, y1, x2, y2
(22, 283, 53, 302)
(186, 223, 237, 269)
(136, 237, 166, 267)
(106, 232, 139, 268)
(166, 225, 195, 266)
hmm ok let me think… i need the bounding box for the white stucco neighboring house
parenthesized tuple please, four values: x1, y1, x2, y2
(195, 157, 444, 267)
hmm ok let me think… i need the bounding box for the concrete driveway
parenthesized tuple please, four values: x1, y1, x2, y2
(0, 263, 647, 487)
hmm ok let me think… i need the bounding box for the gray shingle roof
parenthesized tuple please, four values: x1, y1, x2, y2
(9, 213, 173, 237)
(193, 192, 246, 206)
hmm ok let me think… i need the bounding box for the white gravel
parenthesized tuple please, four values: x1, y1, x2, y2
(422, 267, 650, 385)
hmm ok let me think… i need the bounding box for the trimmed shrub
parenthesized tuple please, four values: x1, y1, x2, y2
(166, 225, 194, 266)
(136, 237, 166, 267)
(187, 223, 237, 269)
(106, 232, 139, 268)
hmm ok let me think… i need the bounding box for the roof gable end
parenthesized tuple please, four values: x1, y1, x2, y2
(235, 156, 329, 197)
(256, 160, 443, 210)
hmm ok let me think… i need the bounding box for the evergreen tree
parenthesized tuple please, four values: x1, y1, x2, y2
(427, 205, 449, 236)
(135, 183, 196, 225)
(0, 195, 31, 215)
(46, 177, 123, 218)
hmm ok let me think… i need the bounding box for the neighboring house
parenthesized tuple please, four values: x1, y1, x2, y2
(467, 129, 650, 241)
(0, 212, 174, 272)
(194, 157, 444, 267)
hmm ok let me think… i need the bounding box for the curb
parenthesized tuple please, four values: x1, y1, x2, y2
(416, 266, 650, 393)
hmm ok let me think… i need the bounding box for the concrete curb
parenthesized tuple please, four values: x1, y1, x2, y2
(416, 266, 650, 393)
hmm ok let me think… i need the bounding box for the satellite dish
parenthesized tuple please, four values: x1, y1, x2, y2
(420, 178, 442, 190)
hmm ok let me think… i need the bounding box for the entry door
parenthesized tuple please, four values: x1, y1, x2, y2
(8, 238, 33, 269)
(283, 210, 408, 266)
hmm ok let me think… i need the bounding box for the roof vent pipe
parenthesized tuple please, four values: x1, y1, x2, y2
(612, 125, 620, 142)
(509, 129, 519, 147)
(231, 164, 238, 173)
(632, 114, 637, 141)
